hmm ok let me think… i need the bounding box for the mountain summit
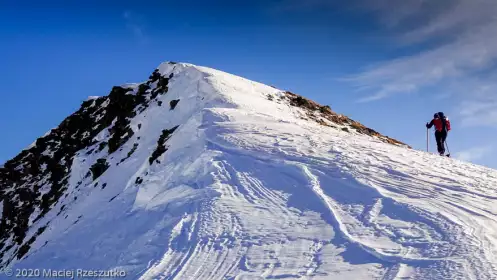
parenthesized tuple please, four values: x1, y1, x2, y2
(1, 62, 497, 279)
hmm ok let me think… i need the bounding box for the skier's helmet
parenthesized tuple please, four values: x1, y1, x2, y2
(434, 113, 439, 118)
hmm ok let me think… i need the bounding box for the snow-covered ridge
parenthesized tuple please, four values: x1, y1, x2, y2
(1, 61, 497, 279)
(156, 62, 408, 147)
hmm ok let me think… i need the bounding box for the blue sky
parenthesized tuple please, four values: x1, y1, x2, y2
(1, 0, 496, 169)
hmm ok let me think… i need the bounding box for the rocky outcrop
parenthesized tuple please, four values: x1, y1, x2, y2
(0, 64, 178, 264)
(283, 91, 409, 147)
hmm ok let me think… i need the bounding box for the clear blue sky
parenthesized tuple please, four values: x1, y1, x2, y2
(1, 0, 496, 169)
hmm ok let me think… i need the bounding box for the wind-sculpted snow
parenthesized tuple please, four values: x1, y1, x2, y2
(4, 63, 497, 279)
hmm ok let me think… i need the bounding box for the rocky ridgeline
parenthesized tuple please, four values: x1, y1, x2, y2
(280, 91, 409, 147)
(0, 64, 180, 264)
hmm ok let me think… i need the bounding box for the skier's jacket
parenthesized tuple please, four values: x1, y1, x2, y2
(427, 116, 451, 132)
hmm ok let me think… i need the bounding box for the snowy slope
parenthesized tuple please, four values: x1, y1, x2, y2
(2, 62, 497, 279)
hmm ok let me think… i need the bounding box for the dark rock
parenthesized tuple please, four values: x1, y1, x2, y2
(98, 142, 107, 151)
(148, 69, 161, 82)
(120, 143, 139, 163)
(89, 159, 109, 180)
(170, 99, 180, 110)
(149, 126, 179, 165)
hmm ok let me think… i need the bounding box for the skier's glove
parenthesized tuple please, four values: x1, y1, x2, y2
(425, 123, 429, 128)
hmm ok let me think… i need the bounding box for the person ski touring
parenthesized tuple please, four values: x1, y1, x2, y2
(426, 112, 451, 156)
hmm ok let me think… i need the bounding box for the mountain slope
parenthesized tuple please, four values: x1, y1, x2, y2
(2, 62, 497, 279)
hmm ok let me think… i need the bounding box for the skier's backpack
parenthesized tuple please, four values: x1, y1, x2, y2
(438, 112, 448, 131)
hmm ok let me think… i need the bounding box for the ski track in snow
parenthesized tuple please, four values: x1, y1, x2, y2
(8, 63, 497, 280)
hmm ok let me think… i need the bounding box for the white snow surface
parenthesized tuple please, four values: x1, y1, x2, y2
(9, 62, 497, 279)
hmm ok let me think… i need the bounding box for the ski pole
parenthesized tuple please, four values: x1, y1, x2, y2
(426, 128, 429, 152)
(445, 140, 450, 156)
